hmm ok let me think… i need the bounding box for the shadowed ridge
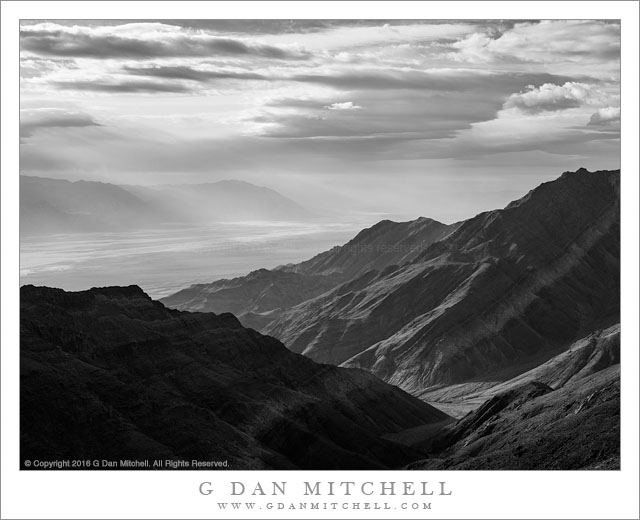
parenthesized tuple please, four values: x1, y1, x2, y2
(21, 285, 450, 470)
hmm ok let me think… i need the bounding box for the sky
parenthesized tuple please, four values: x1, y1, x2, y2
(19, 19, 620, 223)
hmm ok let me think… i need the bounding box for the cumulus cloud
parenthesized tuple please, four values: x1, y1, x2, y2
(588, 106, 621, 126)
(504, 82, 604, 114)
(20, 22, 310, 60)
(450, 20, 620, 67)
(324, 101, 362, 110)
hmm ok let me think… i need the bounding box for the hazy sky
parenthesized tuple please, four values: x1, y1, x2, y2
(19, 19, 620, 222)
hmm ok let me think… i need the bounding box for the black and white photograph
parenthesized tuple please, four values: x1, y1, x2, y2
(16, 16, 624, 470)
(2, 2, 639, 519)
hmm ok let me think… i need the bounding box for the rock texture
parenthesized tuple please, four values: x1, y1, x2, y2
(405, 364, 620, 470)
(418, 324, 620, 417)
(160, 269, 342, 331)
(162, 216, 456, 329)
(20, 285, 449, 470)
(266, 169, 619, 395)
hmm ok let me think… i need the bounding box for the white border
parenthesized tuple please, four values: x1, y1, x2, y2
(2, 3, 638, 519)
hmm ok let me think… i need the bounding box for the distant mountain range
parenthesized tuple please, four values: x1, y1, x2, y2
(20, 176, 311, 236)
(164, 168, 620, 407)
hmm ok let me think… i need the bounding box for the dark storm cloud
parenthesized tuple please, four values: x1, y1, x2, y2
(123, 65, 268, 82)
(20, 109, 101, 140)
(52, 80, 191, 93)
(20, 25, 310, 60)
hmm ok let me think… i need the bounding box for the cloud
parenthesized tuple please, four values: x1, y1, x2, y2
(250, 88, 506, 141)
(52, 80, 191, 93)
(20, 57, 77, 78)
(588, 106, 621, 126)
(416, 104, 620, 161)
(18, 19, 620, 213)
(20, 22, 310, 60)
(122, 65, 267, 82)
(20, 108, 101, 140)
(248, 71, 582, 143)
(120, 65, 576, 95)
(504, 82, 600, 114)
(290, 69, 576, 92)
(325, 101, 362, 110)
(450, 20, 620, 67)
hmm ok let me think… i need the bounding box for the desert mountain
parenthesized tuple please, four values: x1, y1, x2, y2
(263, 169, 619, 396)
(20, 176, 312, 237)
(20, 285, 449, 470)
(161, 216, 456, 329)
(20, 175, 170, 236)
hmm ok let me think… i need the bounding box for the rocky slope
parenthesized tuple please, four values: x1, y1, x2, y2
(287, 216, 456, 280)
(20, 285, 449, 470)
(416, 324, 620, 417)
(160, 269, 342, 331)
(266, 169, 620, 395)
(161, 216, 456, 329)
(405, 364, 620, 470)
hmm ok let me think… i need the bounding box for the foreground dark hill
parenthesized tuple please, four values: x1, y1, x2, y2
(161, 217, 456, 329)
(20, 285, 449, 470)
(266, 169, 620, 395)
(20, 176, 312, 237)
